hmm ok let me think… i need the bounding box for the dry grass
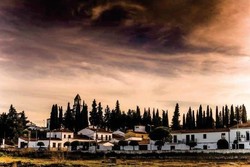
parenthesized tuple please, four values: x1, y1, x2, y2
(0, 156, 248, 167)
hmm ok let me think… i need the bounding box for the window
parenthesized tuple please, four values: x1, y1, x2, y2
(101, 135, 103, 140)
(203, 145, 207, 150)
(64, 135, 66, 138)
(55, 134, 57, 138)
(221, 133, 226, 139)
(236, 131, 240, 141)
(53, 143, 56, 148)
(191, 135, 195, 141)
(203, 134, 207, 139)
(186, 135, 190, 143)
(173, 135, 177, 143)
(171, 146, 175, 150)
(68, 135, 71, 138)
(109, 135, 111, 140)
(106, 135, 108, 141)
(246, 131, 250, 141)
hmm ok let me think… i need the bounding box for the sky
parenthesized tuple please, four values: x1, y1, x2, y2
(1, 0, 250, 126)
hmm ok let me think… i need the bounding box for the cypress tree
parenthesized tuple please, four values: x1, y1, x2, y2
(225, 105, 229, 128)
(97, 102, 103, 128)
(242, 104, 247, 123)
(89, 99, 98, 126)
(172, 103, 181, 130)
(59, 106, 63, 128)
(64, 102, 74, 131)
(82, 102, 88, 129)
(230, 105, 235, 126)
(216, 106, 219, 128)
(166, 110, 169, 128)
(183, 114, 186, 129)
(104, 105, 111, 130)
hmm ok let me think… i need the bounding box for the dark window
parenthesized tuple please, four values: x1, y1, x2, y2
(171, 146, 175, 150)
(106, 135, 108, 140)
(186, 135, 190, 143)
(101, 135, 103, 140)
(221, 133, 226, 139)
(203, 134, 207, 139)
(246, 132, 250, 141)
(55, 134, 57, 138)
(203, 145, 207, 150)
(68, 135, 71, 138)
(191, 135, 195, 141)
(64, 135, 66, 138)
(173, 135, 177, 143)
(53, 143, 56, 148)
(109, 135, 111, 140)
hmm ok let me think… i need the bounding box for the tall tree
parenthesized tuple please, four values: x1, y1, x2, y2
(50, 104, 59, 130)
(242, 104, 247, 123)
(230, 105, 235, 126)
(104, 105, 111, 130)
(172, 103, 181, 130)
(215, 106, 219, 128)
(58, 106, 63, 128)
(89, 99, 98, 126)
(97, 102, 103, 128)
(182, 114, 186, 129)
(64, 103, 74, 131)
(81, 102, 89, 129)
(225, 105, 229, 128)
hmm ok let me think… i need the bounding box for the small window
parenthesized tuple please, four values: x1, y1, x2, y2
(101, 135, 103, 140)
(203, 145, 207, 150)
(221, 133, 226, 139)
(191, 135, 195, 141)
(109, 135, 111, 140)
(246, 131, 250, 141)
(203, 134, 207, 139)
(106, 135, 108, 141)
(171, 146, 175, 150)
(173, 135, 177, 143)
(64, 135, 66, 138)
(68, 135, 71, 138)
(53, 143, 56, 148)
(55, 134, 57, 138)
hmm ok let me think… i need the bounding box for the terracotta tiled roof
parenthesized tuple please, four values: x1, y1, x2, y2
(51, 128, 73, 133)
(172, 128, 230, 134)
(231, 122, 250, 129)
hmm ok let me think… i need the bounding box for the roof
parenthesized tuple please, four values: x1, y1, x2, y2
(139, 139, 150, 145)
(74, 135, 93, 140)
(172, 128, 230, 134)
(51, 128, 73, 133)
(19, 137, 38, 142)
(126, 137, 143, 141)
(87, 128, 112, 133)
(112, 134, 125, 140)
(230, 122, 250, 129)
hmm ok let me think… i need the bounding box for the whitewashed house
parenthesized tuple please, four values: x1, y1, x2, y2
(168, 128, 230, 150)
(78, 127, 112, 142)
(229, 123, 250, 149)
(18, 128, 94, 151)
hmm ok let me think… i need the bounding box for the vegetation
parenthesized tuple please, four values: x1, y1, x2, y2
(0, 105, 29, 143)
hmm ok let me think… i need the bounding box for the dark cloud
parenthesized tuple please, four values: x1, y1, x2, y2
(1, 0, 225, 53)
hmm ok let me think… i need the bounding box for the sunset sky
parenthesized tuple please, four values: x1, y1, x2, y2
(1, 0, 250, 126)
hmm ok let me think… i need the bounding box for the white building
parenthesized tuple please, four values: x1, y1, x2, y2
(78, 127, 112, 142)
(170, 128, 230, 150)
(229, 123, 250, 149)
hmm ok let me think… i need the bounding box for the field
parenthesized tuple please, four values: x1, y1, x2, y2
(0, 156, 249, 167)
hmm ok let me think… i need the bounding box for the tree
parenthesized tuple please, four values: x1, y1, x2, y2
(172, 103, 181, 130)
(104, 105, 111, 130)
(97, 102, 103, 128)
(64, 141, 71, 151)
(242, 104, 247, 123)
(149, 127, 171, 143)
(118, 140, 128, 150)
(230, 105, 235, 126)
(89, 99, 98, 126)
(37, 142, 45, 148)
(64, 103, 74, 131)
(186, 140, 197, 150)
(71, 141, 80, 150)
(58, 106, 63, 128)
(81, 102, 89, 129)
(50, 104, 59, 130)
(155, 140, 165, 150)
(217, 139, 229, 149)
(129, 140, 139, 150)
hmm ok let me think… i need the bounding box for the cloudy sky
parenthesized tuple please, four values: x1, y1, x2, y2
(1, 0, 250, 125)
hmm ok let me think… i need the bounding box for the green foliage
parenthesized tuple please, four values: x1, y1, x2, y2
(186, 141, 197, 150)
(49, 104, 59, 130)
(149, 127, 171, 142)
(172, 103, 180, 130)
(37, 142, 45, 148)
(0, 105, 29, 143)
(217, 139, 229, 149)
